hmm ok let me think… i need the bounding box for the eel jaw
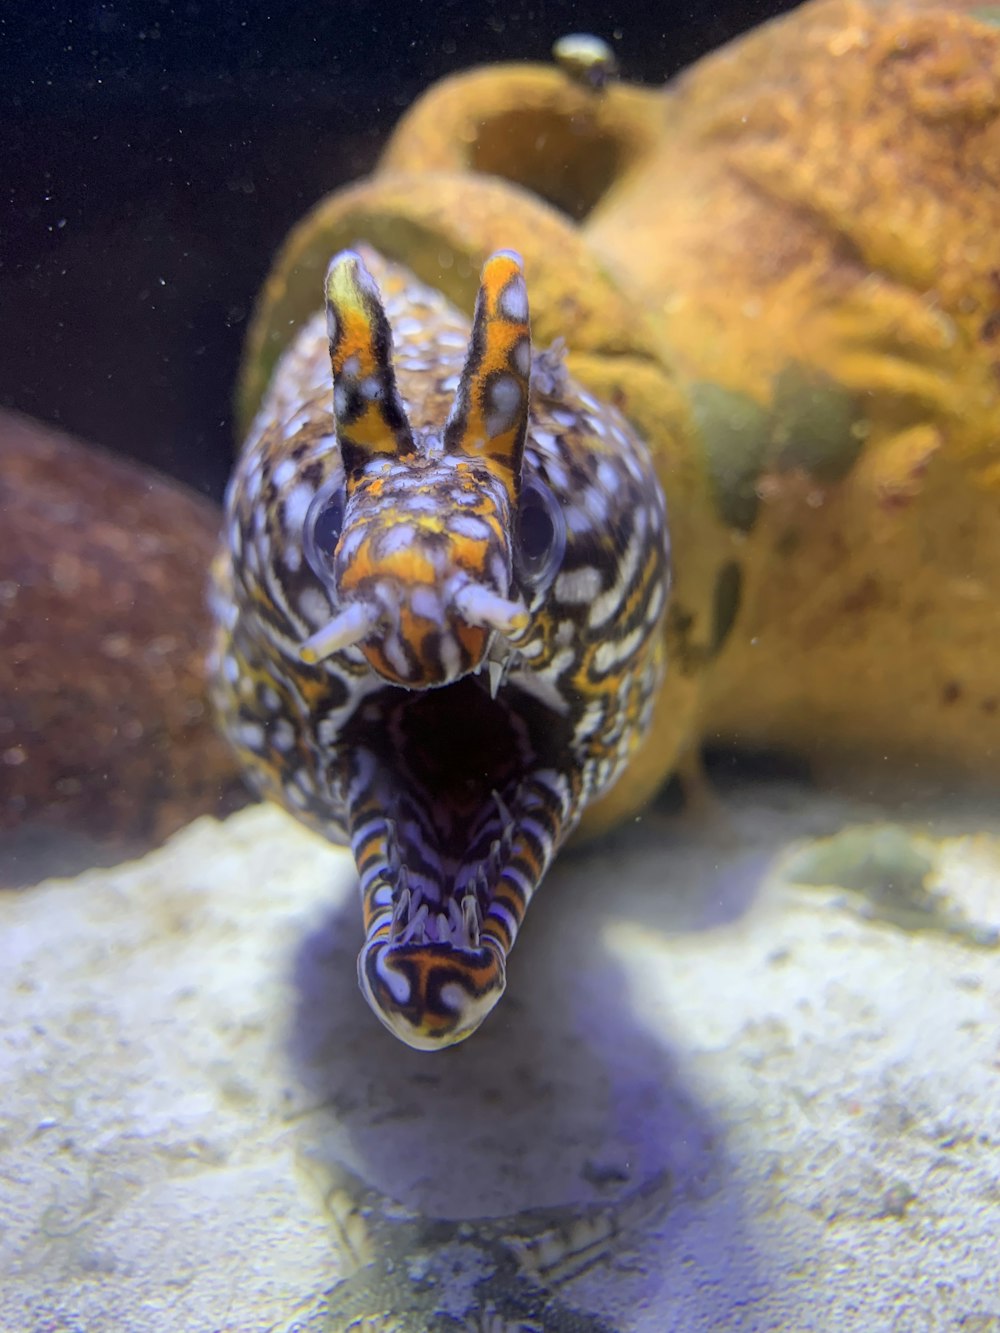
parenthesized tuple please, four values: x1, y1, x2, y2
(344, 674, 574, 1050)
(358, 937, 506, 1051)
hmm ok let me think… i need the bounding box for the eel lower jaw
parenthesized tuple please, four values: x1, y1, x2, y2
(358, 937, 507, 1052)
(346, 673, 572, 1050)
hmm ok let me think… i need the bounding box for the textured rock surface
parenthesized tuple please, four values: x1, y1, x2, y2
(241, 0, 1000, 806)
(0, 410, 245, 882)
(1, 783, 997, 1331)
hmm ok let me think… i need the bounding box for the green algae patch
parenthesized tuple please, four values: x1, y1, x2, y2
(771, 364, 864, 483)
(690, 382, 771, 532)
(781, 825, 999, 948)
(691, 367, 864, 535)
(710, 560, 743, 657)
(784, 825, 932, 899)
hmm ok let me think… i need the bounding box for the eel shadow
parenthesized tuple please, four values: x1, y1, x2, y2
(285, 792, 784, 1323)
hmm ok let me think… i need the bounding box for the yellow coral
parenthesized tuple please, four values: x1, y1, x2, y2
(240, 0, 1000, 813)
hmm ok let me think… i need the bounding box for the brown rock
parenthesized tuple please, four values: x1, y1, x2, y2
(0, 410, 245, 882)
(244, 0, 1000, 797)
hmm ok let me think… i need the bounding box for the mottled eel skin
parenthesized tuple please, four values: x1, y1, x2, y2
(210, 246, 670, 1049)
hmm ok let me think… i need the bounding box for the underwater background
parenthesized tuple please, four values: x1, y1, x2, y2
(2, 0, 798, 500)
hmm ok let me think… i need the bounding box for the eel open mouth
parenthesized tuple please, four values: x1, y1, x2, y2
(342, 668, 576, 1050)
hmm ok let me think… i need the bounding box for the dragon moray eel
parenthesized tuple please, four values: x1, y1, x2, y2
(210, 246, 671, 1049)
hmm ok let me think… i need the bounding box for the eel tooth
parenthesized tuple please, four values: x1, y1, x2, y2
(408, 882, 424, 919)
(461, 892, 482, 946)
(474, 863, 490, 900)
(488, 659, 505, 700)
(402, 902, 429, 945)
(492, 788, 514, 831)
(389, 885, 411, 941)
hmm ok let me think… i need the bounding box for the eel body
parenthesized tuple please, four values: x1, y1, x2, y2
(210, 247, 670, 1048)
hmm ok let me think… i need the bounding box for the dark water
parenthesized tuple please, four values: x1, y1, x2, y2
(1, 0, 798, 498)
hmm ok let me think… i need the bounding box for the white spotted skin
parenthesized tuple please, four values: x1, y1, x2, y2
(209, 246, 671, 1046)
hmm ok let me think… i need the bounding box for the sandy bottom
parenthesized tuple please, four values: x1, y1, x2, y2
(1, 778, 998, 1332)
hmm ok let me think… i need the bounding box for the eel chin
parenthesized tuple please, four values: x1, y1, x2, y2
(344, 672, 575, 1050)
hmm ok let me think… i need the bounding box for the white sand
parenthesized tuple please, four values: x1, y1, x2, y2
(1, 783, 997, 1332)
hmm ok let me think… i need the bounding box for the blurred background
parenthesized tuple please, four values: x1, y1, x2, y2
(1, 0, 798, 499)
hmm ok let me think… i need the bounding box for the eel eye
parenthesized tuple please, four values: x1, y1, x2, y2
(303, 476, 346, 588)
(515, 476, 565, 592)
